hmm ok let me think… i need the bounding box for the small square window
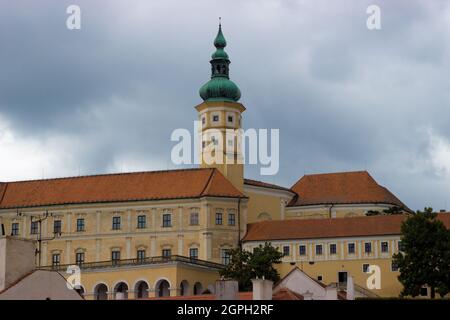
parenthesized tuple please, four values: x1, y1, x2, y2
(362, 263, 370, 273)
(381, 241, 389, 253)
(315, 245, 323, 255)
(213, 115, 219, 122)
(317, 275, 323, 281)
(299, 245, 306, 256)
(329, 244, 337, 255)
(162, 249, 172, 258)
(283, 246, 290, 256)
(348, 243, 356, 254)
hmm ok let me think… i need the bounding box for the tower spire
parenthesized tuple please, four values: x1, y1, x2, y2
(199, 21, 241, 102)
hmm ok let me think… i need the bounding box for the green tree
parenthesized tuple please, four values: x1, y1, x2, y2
(219, 242, 283, 291)
(392, 207, 450, 298)
(365, 206, 405, 216)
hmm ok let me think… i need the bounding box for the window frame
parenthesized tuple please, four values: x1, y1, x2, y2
(111, 250, 121, 264)
(299, 245, 306, 256)
(215, 212, 223, 225)
(11, 223, 19, 236)
(221, 249, 231, 265)
(364, 242, 372, 254)
(137, 249, 146, 262)
(162, 214, 172, 228)
(190, 212, 199, 226)
(362, 263, 370, 273)
(348, 242, 356, 254)
(30, 221, 38, 235)
(315, 244, 323, 255)
(381, 241, 389, 253)
(189, 248, 199, 260)
(112, 216, 121, 230)
(76, 252, 85, 266)
(228, 213, 236, 226)
(282, 245, 290, 257)
(329, 243, 337, 255)
(76, 218, 85, 232)
(137, 215, 147, 229)
(162, 249, 172, 258)
(52, 253, 60, 267)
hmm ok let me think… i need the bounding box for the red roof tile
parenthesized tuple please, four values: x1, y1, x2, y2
(0, 168, 245, 209)
(289, 171, 409, 210)
(244, 179, 294, 193)
(243, 213, 450, 242)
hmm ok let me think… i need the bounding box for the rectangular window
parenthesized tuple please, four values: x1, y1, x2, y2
(53, 220, 62, 234)
(299, 245, 306, 256)
(315, 244, 323, 255)
(111, 251, 121, 265)
(202, 117, 206, 125)
(137, 250, 146, 262)
(391, 262, 399, 272)
(137, 215, 146, 229)
(221, 249, 231, 265)
(189, 248, 199, 260)
(52, 254, 60, 267)
(76, 218, 85, 232)
(283, 246, 290, 257)
(162, 249, 172, 258)
(362, 263, 370, 273)
(215, 212, 223, 225)
(364, 242, 372, 253)
(228, 115, 233, 123)
(329, 243, 337, 255)
(228, 213, 236, 226)
(190, 212, 199, 225)
(112, 216, 121, 230)
(76, 252, 85, 266)
(213, 115, 219, 122)
(420, 287, 428, 297)
(381, 241, 389, 253)
(11, 223, 19, 236)
(30, 221, 38, 235)
(162, 214, 172, 227)
(317, 275, 323, 281)
(348, 243, 356, 254)
(398, 241, 405, 251)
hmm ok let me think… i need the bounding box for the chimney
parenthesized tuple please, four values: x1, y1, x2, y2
(0, 237, 36, 291)
(346, 276, 355, 300)
(251, 277, 273, 300)
(215, 279, 239, 300)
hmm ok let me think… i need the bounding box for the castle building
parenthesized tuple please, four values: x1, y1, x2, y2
(0, 24, 426, 299)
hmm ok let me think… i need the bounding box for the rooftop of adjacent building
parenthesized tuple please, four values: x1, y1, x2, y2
(243, 212, 450, 242)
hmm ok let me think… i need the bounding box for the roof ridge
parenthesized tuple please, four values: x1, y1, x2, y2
(199, 168, 216, 196)
(2, 167, 211, 184)
(303, 170, 369, 177)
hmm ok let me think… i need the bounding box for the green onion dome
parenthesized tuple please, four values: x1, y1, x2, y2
(199, 23, 241, 102)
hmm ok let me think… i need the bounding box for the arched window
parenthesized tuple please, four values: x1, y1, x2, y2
(257, 212, 272, 221)
(193, 282, 203, 295)
(113, 282, 128, 300)
(134, 280, 149, 299)
(94, 283, 108, 300)
(155, 279, 171, 297)
(180, 280, 190, 296)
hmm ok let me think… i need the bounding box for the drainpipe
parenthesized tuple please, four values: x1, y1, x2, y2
(329, 204, 335, 219)
(238, 197, 242, 249)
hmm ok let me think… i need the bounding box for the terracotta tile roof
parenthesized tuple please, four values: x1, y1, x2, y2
(0, 168, 245, 209)
(243, 213, 450, 242)
(272, 288, 304, 300)
(288, 171, 409, 210)
(145, 290, 301, 300)
(244, 179, 294, 193)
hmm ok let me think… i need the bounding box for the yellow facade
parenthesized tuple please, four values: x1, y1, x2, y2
(243, 235, 403, 297)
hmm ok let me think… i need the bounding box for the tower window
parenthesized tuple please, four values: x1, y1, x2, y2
(228, 115, 233, 123)
(202, 117, 206, 125)
(213, 115, 219, 122)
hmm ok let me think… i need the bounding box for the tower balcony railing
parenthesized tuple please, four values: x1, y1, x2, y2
(39, 255, 225, 272)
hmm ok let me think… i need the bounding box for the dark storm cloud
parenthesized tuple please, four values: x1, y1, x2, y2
(0, 0, 449, 210)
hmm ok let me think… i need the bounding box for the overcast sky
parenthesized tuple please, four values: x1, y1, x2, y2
(0, 0, 449, 211)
